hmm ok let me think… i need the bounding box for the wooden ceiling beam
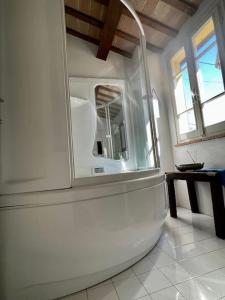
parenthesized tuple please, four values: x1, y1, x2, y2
(97, 93, 114, 101)
(66, 27, 132, 58)
(96, 87, 121, 106)
(96, 0, 123, 60)
(65, 6, 164, 53)
(96, 100, 108, 106)
(96, 94, 113, 103)
(96, 102, 106, 107)
(161, 0, 198, 16)
(111, 45, 132, 58)
(94, 0, 178, 37)
(96, 105, 120, 115)
(66, 27, 99, 45)
(98, 93, 120, 101)
(115, 29, 163, 53)
(97, 92, 116, 100)
(95, 0, 109, 5)
(96, 97, 110, 103)
(99, 85, 121, 95)
(65, 5, 104, 28)
(122, 9, 178, 37)
(96, 101, 113, 107)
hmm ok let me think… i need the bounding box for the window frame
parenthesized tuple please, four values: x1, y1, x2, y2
(167, 4, 225, 144)
(168, 42, 202, 142)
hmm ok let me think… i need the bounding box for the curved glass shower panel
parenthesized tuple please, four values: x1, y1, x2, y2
(68, 0, 159, 178)
(124, 46, 154, 170)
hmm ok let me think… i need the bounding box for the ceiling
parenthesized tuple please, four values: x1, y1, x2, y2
(95, 85, 122, 119)
(64, 0, 203, 60)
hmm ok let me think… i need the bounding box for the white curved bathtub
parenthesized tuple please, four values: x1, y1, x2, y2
(0, 171, 167, 300)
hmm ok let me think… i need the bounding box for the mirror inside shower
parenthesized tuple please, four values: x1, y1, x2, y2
(93, 85, 128, 161)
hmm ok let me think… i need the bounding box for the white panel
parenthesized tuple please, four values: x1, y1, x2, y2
(0, 0, 71, 194)
(0, 175, 166, 300)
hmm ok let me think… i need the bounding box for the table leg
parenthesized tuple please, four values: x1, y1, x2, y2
(186, 180, 200, 214)
(167, 179, 177, 218)
(210, 177, 225, 239)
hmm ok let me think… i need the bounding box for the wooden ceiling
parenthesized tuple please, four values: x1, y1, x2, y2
(95, 85, 122, 119)
(95, 85, 121, 106)
(65, 0, 203, 60)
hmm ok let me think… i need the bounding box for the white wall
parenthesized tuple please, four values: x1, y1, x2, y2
(66, 34, 127, 79)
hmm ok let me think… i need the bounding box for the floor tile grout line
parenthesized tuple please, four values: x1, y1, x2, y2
(111, 279, 121, 300)
(157, 264, 194, 286)
(175, 249, 225, 269)
(133, 260, 174, 296)
(111, 270, 151, 300)
(192, 265, 225, 279)
(172, 285, 187, 300)
(131, 250, 225, 298)
(161, 239, 225, 253)
(147, 255, 190, 294)
(154, 239, 225, 289)
(163, 231, 214, 243)
(86, 248, 225, 298)
(131, 269, 151, 299)
(160, 249, 225, 268)
(165, 223, 209, 230)
(87, 280, 120, 300)
(132, 265, 160, 298)
(159, 234, 220, 249)
(148, 273, 219, 299)
(133, 236, 196, 291)
(158, 238, 225, 262)
(86, 288, 89, 300)
(149, 284, 188, 300)
(163, 226, 213, 235)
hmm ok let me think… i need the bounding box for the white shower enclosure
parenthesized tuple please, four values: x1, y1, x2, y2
(0, 0, 160, 193)
(0, 1, 166, 300)
(69, 28, 160, 179)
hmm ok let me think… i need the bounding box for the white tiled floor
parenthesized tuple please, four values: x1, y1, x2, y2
(61, 208, 225, 300)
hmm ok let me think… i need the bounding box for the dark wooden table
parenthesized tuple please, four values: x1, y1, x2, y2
(166, 171, 225, 239)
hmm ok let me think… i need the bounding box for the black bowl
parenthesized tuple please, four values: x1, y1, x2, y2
(175, 163, 204, 172)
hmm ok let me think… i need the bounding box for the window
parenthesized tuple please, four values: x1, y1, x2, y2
(170, 16, 225, 142)
(171, 48, 197, 136)
(192, 17, 225, 128)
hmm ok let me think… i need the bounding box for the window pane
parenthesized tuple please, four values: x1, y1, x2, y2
(178, 109, 196, 134)
(171, 48, 193, 114)
(202, 94, 225, 127)
(192, 18, 224, 103)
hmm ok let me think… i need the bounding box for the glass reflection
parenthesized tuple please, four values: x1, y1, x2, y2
(93, 85, 128, 161)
